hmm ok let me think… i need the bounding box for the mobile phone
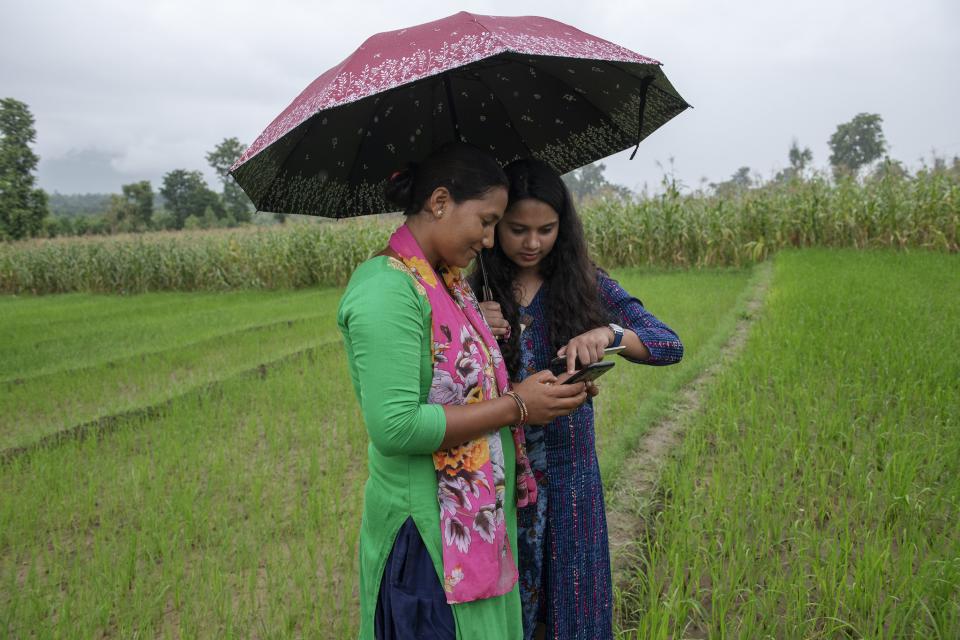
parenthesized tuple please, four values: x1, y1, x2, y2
(550, 345, 626, 371)
(561, 360, 615, 384)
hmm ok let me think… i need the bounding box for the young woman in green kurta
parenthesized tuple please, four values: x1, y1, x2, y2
(337, 144, 590, 639)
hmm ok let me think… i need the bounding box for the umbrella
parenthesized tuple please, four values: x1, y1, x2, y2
(230, 11, 690, 217)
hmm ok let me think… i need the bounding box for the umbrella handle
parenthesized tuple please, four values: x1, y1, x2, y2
(477, 254, 494, 302)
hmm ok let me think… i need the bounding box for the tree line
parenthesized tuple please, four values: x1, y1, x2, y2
(0, 98, 258, 239)
(2, 97, 955, 241)
(46, 137, 255, 237)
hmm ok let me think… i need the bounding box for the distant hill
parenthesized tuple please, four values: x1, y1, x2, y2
(47, 193, 112, 218)
(48, 192, 168, 218)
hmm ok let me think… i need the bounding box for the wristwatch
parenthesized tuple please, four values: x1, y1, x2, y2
(608, 323, 624, 348)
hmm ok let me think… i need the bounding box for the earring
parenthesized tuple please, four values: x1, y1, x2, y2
(435, 208, 444, 219)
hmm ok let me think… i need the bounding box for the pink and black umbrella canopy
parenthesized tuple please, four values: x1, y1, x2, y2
(230, 11, 690, 217)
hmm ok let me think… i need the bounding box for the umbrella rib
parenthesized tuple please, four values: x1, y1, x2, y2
(442, 74, 462, 141)
(543, 58, 688, 152)
(600, 59, 691, 109)
(463, 71, 537, 158)
(516, 57, 637, 152)
(251, 123, 313, 213)
(629, 75, 655, 160)
(269, 88, 400, 217)
(576, 59, 689, 146)
(343, 88, 403, 217)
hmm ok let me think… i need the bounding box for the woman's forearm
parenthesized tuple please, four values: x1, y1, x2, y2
(616, 327, 651, 362)
(439, 396, 521, 449)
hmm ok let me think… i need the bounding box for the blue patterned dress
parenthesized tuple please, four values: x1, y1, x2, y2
(515, 270, 684, 640)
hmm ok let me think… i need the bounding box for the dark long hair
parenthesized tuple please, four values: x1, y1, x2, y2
(384, 142, 508, 214)
(470, 158, 611, 379)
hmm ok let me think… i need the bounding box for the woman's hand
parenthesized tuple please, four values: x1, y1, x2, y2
(554, 373, 601, 397)
(556, 327, 614, 374)
(512, 370, 589, 425)
(479, 301, 510, 338)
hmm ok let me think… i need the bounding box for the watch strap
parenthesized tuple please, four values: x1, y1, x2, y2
(608, 323, 624, 348)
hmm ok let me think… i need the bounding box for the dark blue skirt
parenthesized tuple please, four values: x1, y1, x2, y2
(375, 517, 455, 640)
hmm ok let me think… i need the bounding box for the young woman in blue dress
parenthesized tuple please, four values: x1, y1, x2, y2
(470, 158, 684, 640)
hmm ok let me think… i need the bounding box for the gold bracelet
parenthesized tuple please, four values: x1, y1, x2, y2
(505, 391, 528, 426)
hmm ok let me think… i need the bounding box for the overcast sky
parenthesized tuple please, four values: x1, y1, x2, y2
(3, 0, 958, 196)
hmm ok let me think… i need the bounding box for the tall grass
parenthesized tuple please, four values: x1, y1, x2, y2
(1, 170, 957, 294)
(585, 169, 959, 268)
(0, 218, 395, 294)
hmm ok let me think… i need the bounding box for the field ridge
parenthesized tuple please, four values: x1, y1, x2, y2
(1, 340, 343, 463)
(607, 261, 771, 588)
(2, 314, 332, 386)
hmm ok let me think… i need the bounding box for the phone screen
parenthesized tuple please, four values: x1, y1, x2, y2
(561, 361, 615, 384)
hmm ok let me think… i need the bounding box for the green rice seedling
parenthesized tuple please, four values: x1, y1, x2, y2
(0, 288, 339, 381)
(592, 267, 756, 482)
(616, 250, 960, 639)
(0, 288, 344, 450)
(0, 267, 749, 637)
(0, 317, 338, 450)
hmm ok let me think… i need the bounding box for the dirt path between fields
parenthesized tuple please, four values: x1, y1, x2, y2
(606, 261, 772, 589)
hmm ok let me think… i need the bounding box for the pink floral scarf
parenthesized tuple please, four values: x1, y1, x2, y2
(388, 224, 537, 604)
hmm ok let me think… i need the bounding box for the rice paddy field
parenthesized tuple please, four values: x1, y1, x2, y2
(617, 250, 960, 639)
(0, 265, 745, 637)
(1, 249, 957, 638)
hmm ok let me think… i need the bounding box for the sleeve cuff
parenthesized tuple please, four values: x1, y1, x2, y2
(421, 403, 447, 451)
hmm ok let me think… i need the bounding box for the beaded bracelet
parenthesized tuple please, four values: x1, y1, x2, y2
(504, 391, 528, 426)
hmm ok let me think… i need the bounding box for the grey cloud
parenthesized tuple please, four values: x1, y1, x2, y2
(3, 0, 958, 196)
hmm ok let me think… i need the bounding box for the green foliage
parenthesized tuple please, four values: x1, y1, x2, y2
(47, 193, 112, 218)
(159, 169, 222, 229)
(150, 209, 178, 231)
(562, 161, 631, 204)
(788, 138, 813, 173)
(710, 166, 753, 195)
(0, 98, 49, 239)
(121, 181, 154, 225)
(870, 156, 909, 182)
(829, 112, 887, 178)
(0, 290, 342, 449)
(102, 181, 154, 233)
(776, 138, 814, 183)
(206, 137, 253, 222)
(563, 162, 607, 200)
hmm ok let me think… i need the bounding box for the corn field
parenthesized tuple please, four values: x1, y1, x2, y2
(584, 169, 959, 268)
(1, 170, 957, 294)
(0, 219, 395, 294)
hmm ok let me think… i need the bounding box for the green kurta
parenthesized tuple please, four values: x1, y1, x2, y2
(337, 256, 522, 640)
